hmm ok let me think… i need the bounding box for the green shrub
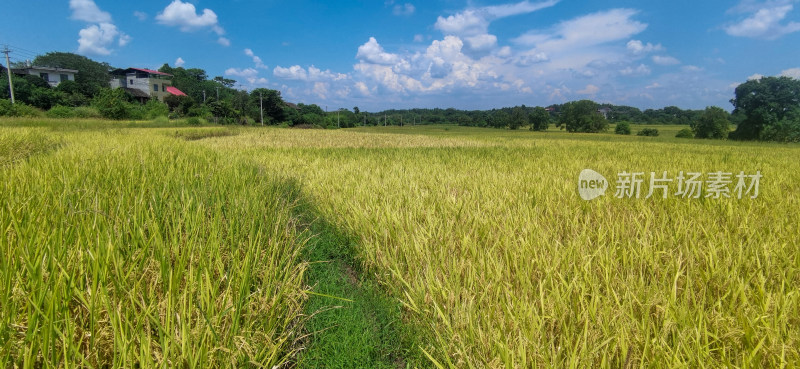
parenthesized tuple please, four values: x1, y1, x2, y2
(637, 128, 659, 137)
(72, 106, 102, 119)
(46, 105, 75, 118)
(0, 100, 43, 117)
(614, 121, 631, 135)
(152, 116, 169, 124)
(760, 116, 800, 143)
(92, 89, 131, 120)
(187, 117, 202, 126)
(144, 99, 170, 119)
(675, 128, 694, 138)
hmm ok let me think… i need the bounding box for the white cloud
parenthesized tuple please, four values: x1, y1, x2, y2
(225, 68, 259, 78)
(156, 0, 228, 44)
(393, 3, 416, 16)
(274, 65, 308, 80)
(77, 23, 122, 55)
(357, 37, 402, 65)
(577, 84, 600, 95)
(781, 67, 800, 78)
(414, 34, 425, 42)
(134, 11, 148, 21)
(725, 1, 800, 39)
(273, 65, 347, 81)
(70, 0, 129, 55)
(646, 82, 661, 89)
(626, 40, 663, 55)
(175, 57, 185, 67)
(435, 0, 559, 36)
(620, 64, 651, 76)
(652, 55, 681, 66)
(244, 48, 268, 69)
(118, 33, 132, 47)
(313, 82, 329, 99)
(514, 9, 647, 50)
(69, 0, 111, 23)
(682, 65, 703, 72)
(748, 73, 765, 80)
(354, 81, 372, 96)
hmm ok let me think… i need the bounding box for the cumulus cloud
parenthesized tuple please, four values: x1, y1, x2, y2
(70, 0, 111, 23)
(175, 57, 185, 67)
(393, 3, 416, 16)
(156, 0, 229, 45)
(435, 0, 558, 55)
(225, 68, 259, 78)
(77, 23, 123, 55)
(435, 0, 559, 36)
(244, 48, 268, 69)
(274, 65, 347, 81)
(652, 55, 681, 66)
(725, 0, 800, 39)
(70, 0, 129, 55)
(357, 37, 402, 65)
(781, 67, 800, 78)
(620, 64, 651, 76)
(626, 40, 663, 55)
(577, 84, 600, 95)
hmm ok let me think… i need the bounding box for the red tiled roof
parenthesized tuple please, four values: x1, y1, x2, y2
(166, 86, 187, 96)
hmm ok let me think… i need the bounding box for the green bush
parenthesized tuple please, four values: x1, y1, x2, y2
(637, 128, 660, 137)
(152, 116, 169, 124)
(675, 128, 694, 138)
(92, 89, 132, 120)
(144, 99, 170, 119)
(186, 117, 202, 126)
(72, 106, 102, 119)
(46, 105, 75, 118)
(0, 100, 44, 117)
(614, 121, 631, 135)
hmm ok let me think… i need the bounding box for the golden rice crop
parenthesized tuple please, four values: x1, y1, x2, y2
(203, 125, 800, 368)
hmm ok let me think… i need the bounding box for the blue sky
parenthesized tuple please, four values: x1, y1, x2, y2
(2, 0, 800, 111)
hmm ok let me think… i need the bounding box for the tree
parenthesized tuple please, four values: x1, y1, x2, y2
(614, 121, 631, 135)
(730, 76, 800, 140)
(249, 88, 286, 124)
(508, 106, 527, 130)
(33, 52, 112, 97)
(692, 106, 730, 139)
(558, 100, 608, 133)
(488, 110, 509, 128)
(529, 106, 550, 131)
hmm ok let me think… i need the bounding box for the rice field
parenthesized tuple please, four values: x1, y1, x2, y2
(2, 119, 799, 368)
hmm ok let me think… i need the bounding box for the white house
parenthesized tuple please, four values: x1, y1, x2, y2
(109, 67, 186, 102)
(12, 66, 78, 88)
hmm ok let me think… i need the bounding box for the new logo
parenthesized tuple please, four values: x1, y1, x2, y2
(578, 169, 608, 201)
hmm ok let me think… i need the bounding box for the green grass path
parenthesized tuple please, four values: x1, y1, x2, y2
(296, 209, 422, 368)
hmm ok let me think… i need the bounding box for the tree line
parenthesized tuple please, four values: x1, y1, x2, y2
(2, 52, 799, 142)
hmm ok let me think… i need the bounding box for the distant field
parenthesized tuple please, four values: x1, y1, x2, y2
(2, 119, 799, 368)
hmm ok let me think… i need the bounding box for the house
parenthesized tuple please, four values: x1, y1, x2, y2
(109, 68, 186, 102)
(11, 65, 78, 88)
(597, 107, 612, 119)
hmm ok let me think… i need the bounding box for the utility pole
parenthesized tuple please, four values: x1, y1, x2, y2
(384, 114, 387, 126)
(337, 110, 340, 128)
(3, 46, 15, 104)
(215, 87, 219, 100)
(203, 90, 206, 103)
(259, 91, 264, 126)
